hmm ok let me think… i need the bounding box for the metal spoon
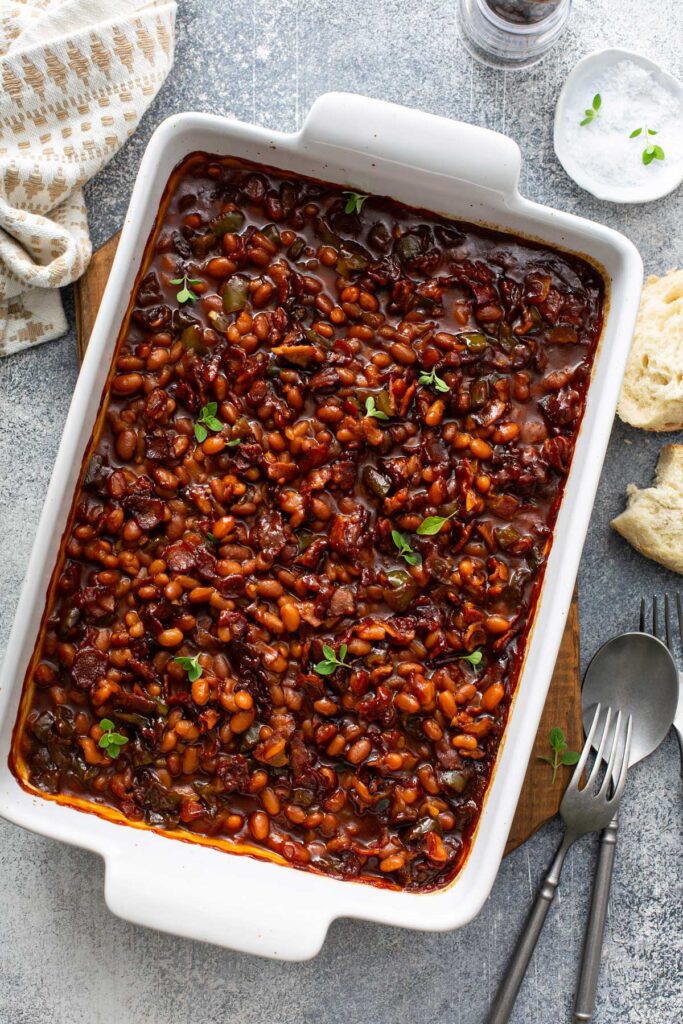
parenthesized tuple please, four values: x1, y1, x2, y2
(574, 632, 679, 1023)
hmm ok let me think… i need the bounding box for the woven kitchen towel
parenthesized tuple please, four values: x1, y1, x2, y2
(0, 0, 177, 357)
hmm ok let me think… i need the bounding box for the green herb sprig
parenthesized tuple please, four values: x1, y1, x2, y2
(170, 274, 202, 304)
(342, 191, 369, 215)
(579, 94, 601, 127)
(538, 727, 580, 784)
(642, 144, 665, 166)
(194, 402, 223, 443)
(98, 718, 128, 759)
(418, 366, 451, 394)
(314, 643, 350, 676)
(458, 649, 483, 667)
(630, 127, 665, 165)
(417, 511, 456, 536)
(391, 529, 422, 566)
(174, 654, 203, 682)
(364, 396, 389, 420)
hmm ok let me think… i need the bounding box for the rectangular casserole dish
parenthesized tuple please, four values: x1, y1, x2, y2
(0, 93, 642, 960)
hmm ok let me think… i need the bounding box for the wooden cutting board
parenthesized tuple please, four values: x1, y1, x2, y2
(74, 233, 582, 856)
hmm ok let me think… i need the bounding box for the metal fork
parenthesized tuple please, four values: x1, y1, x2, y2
(488, 704, 632, 1024)
(641, 594, 683, 769)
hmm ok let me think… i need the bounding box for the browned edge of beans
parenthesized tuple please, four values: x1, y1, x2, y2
(9, 150, 605, 893)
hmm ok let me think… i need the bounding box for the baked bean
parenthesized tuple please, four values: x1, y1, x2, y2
(493, 422, 520, 443)
(482, 682, 505, 711)
(452, 734, 478, 750)
(182, 747, 199, 774)
(280, 602, 300, 632)
(390, 341, 416, 364)
(425, 399, 445, 426)
(395, 693, 420, 714)
(347, 738, 372, 764)
(111, 372, 143, 395)
(261, 788, 280, 816)
(153, 467, 179, 492)
(379, 854, 405, 872)
(115, 429, 137, 460)
(438, 691, 457, 719)
(203, 436, 225, 455)
(318, 246, 337, 266)
(34, 663, 55, 686)
(485, 615, 510, 635)
(423, 719, 443, 741)
(231, 710, 255, 733)
(158, 628, 183, 647)
(191, 677, 210, 705)
(255, 579, 283, 598)
(253, 283, 273, 307)
(249, 811, 270, 841)
(206, 257, 233, 277)
(470, 438, 493, 459)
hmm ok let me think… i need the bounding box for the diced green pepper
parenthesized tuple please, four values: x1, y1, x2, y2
(362, 465, 391, 498)
(383, 569, 419, 612)
(375, 388, 393, 418)
(470, 379, 489, 409)
(212, 210, 245, 234)
(459, 331, 488, 352)
(180, 325, 205, 352)
(495, 525, 520, 550)
(222, 275, 249, 313)
(442, 770, 468, 793)
(261, 224, 281, 246)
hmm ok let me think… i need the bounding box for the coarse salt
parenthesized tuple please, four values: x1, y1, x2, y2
(561, 60, 683, 191)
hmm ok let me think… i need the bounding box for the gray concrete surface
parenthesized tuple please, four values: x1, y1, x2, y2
(1, 1, 681, 1021)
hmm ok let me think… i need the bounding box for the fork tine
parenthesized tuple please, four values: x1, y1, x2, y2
(639, 596, 646, 632)
(598, 709, 625, 797)
(677, 594, 683, 652)
(664, 595, 673, 653)
(609, 715, 633, 805)
(569, 702, 603, 790)
(587, 706, 613, 788)
(652, 595, 658, 638)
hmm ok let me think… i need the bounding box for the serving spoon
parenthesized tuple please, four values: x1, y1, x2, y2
(574, 632, 679, 1023)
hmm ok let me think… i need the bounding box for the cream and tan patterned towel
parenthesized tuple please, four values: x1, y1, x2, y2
(0, 0, 177, 357)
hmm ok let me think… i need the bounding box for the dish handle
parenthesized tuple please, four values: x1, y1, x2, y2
(104, 847, 332, 960)
(299, 91, 521, 196)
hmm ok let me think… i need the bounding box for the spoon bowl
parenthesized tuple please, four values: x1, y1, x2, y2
(582, 631, 678, 767)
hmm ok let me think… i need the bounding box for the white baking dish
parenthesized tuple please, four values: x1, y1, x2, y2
(0, 93, 642, 960)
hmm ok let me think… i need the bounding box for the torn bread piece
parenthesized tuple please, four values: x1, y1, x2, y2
(618, 268, 683, 431)
(612, 445, 683, 574)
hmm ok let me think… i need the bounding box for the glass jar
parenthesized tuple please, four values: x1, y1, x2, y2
(457, 0, 573, 69)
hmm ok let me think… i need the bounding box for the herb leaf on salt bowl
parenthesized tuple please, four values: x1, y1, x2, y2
(554, 48, 683, 203)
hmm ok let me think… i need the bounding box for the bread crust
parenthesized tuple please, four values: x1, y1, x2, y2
(617, 269, 683, 432)
(612, 444, 683, 574)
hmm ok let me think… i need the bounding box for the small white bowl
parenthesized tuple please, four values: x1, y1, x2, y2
(554, 48, 683, 204)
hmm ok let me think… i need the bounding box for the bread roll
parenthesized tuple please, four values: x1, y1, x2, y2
(612, 445, 683, 574)
(618, 268, 683, 431)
